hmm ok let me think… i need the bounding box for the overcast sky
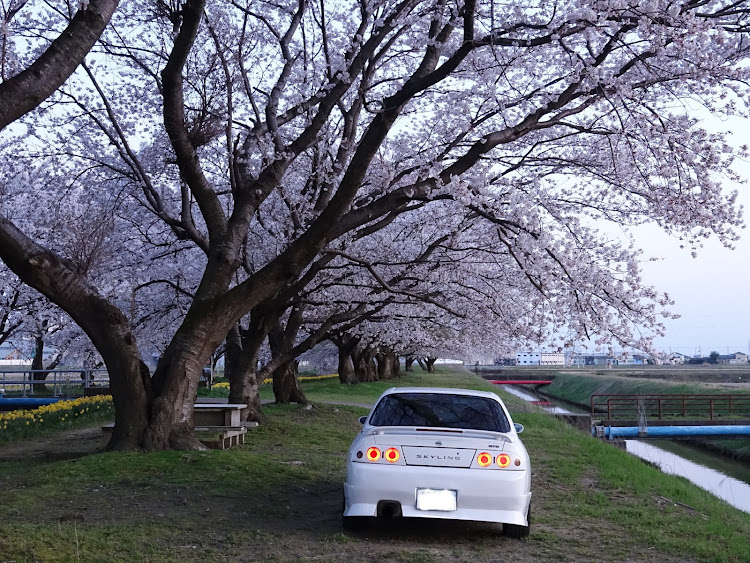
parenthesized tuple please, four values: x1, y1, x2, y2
(634, 218, 749, 356)
(631, 116, 750, 357)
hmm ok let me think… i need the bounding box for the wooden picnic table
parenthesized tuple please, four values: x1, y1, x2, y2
(103, 403, 250, 449)
(192, 403, 248, 449)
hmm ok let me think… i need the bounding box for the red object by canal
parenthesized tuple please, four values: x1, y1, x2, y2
(489, 380, 553, 385)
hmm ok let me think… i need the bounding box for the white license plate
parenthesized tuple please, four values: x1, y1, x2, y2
(416, 488, 457, 511)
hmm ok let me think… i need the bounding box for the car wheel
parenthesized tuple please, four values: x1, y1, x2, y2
(502, 504, 531, 539)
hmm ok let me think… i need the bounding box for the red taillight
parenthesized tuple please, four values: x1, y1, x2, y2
(477, 452, 492, 467)
(366, 447, 381, 462)
(496, 453, 511, 468)
(384, 447, 400, 463)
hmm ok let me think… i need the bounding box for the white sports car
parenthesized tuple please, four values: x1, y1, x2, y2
(343, 387, 532, 537)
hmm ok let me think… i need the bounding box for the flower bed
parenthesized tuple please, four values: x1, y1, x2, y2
(212, 373, 339, 389)
(0, 395, 114, 443)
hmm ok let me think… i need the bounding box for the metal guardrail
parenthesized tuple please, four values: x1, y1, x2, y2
(0, 369, 109, 398)
(591, 394, 750, 421)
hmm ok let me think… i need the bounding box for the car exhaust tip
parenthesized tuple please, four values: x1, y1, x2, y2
(376, 500, 403, 519)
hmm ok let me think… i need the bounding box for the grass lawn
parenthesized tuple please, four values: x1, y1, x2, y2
(1, 367, 749, 562)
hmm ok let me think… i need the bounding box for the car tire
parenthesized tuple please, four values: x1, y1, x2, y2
(502, 504, 531, 539)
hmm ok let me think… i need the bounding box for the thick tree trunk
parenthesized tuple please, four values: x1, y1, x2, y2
(270, 360, 307, 404)
(353, 344, 377, 382)
(375, 347, 398, 380)
(390, 350, 401, 377)
(225, 325, 262, 423)
(333, 335, 359, 384)
(426, 357, 437, 373)
(268, 320, 308, 404)
(0, 217, 152, 450)
(339, 353, 356, 384)
(405, 356, 415, 371)
(146, 306, 235, 450)
(417, 357, 428, 371)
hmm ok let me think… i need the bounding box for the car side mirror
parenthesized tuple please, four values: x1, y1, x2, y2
(359, 416, 368, 424)
(514, 423, 524, 434)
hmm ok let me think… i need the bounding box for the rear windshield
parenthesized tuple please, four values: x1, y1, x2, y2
(368, 393, 511, 432)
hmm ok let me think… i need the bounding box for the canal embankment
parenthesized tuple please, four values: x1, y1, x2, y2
(524, 368, 750, 462)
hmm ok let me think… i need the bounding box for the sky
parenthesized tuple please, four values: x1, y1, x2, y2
(629, 116, 750, 357)
(634, 218, 750, 356)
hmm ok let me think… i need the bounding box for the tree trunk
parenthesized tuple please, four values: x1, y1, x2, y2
(353, 344, 377, 382)
(225, 324, 262, 423)
(390, 350, 401, 377)
(270, 359, 307, 404)
(268, 319, 308, 404)
(30, 336, 49, 392)
(338, 352, 356, 384)
(375, 347, 397, 380)
(405, 356, 415, 371)
(417, 357, 428, 371)
(375, 350, 387, 380)
(334, 335, 359, 384)
(425, 357, 437, 373)
(29, 330, 64, 391)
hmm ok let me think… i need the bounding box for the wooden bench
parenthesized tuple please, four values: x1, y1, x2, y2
(193, 404, 248, 449)
(102, 403, 250, 449)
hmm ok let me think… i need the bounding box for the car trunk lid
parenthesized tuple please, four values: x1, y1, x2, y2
(369, 427, 513, 467)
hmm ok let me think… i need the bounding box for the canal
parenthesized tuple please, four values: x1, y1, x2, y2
(498, 383, 750, 514)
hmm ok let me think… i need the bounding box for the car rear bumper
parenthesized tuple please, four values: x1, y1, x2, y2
(343, 461, 531, 525)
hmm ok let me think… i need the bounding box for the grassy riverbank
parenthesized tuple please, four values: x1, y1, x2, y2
(541, 370, 750, 460)
(1, 368, 749, 562)
(542, 370, 749, 406)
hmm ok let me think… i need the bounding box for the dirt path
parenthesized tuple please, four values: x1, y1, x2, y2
(0, 425, 104, 462)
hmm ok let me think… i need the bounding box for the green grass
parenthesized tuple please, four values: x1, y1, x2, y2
(199, 367, 531, 411)
(543, 371, 712, 406)
(1, 368, 749, 561)
(299, 368, 523, 405)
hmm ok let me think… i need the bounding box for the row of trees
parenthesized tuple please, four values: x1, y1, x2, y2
(1, 0, 749, 450)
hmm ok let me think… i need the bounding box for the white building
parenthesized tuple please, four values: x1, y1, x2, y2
(0, 341, 30, 366)
(515, 351, 565, 366)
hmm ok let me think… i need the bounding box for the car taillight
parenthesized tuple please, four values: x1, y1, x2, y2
(384, 447, 400, 463)
(366, 447, 381, 462)
(477, 452, 492, 467)
(496, 453, 511, 468)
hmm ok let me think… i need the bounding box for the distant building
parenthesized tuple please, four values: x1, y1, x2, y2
(0, 341, 30, 366)
(717, 352, 748, 365)
(614, 353, 647, 365)
(516, 352, 564, 366)
(666, 352, 688, 365)
(579, 354, 614, 366)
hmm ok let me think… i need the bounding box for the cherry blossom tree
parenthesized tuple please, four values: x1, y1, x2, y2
(1, 0, 749, 451)
(0, 272, 24, 347)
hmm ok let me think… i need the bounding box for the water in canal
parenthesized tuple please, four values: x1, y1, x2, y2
(499, 384, 750, 514)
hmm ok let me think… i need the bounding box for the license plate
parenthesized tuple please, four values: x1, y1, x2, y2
(416, 488, 457, 511)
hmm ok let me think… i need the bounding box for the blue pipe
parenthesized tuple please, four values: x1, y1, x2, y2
(0, 397, 62, 411)
(605, 425, 750, 439)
